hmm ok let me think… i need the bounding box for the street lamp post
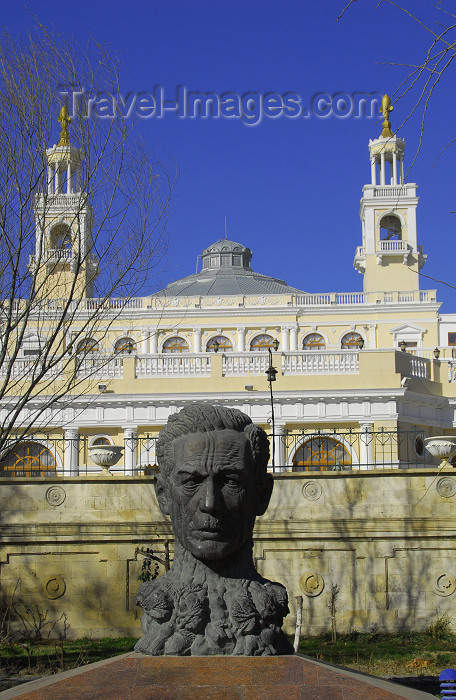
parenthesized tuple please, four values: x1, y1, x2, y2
(265, 339, 279, 470)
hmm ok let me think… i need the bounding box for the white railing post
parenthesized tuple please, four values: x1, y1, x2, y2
(64, 428, 79, 476)
(124, 427, 138, 476)
(274, 423, 287, 472)
(359, 422, 374, 470)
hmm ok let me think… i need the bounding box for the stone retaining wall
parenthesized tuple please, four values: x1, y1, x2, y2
(1, 469, 455, 638)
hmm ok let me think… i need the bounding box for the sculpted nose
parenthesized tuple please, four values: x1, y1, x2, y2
(201, 478, 218, 513)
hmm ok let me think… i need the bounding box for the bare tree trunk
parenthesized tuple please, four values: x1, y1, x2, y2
(328, 583, 339, 644)
(293, 594, 303, 652)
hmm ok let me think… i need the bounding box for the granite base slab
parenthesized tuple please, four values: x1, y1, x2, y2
(0, 652, 435, 699)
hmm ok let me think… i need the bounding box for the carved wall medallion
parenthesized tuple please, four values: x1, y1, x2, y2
(434, 572, 456, 597)
(437, 477, 456, 498)
(299, 571, 325, 597)
(45, 485, 66, 506)
(302, 481, 322, 501)
(42, 575, 66, 599)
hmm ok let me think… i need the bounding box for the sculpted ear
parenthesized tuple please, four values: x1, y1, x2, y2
(154, 476, 170, 516)
(255, 473, 273, 516)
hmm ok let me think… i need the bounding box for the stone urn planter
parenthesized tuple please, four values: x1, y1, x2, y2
(424, 436, 456, 468)
(88, 445, 124, 476)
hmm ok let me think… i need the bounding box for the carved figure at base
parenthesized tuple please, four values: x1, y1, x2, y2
(135, 404, 294, 656)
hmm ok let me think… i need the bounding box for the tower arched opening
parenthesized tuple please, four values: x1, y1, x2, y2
(379, 214, 402, 241)
(50, 223, 72, 251)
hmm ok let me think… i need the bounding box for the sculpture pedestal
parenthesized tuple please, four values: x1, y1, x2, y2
(0, 652, 434, 699)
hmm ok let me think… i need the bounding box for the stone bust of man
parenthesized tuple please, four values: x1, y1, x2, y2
(135, 404, 293, 656)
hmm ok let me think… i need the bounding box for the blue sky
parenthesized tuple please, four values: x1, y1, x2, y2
(5, 1, 456, 310)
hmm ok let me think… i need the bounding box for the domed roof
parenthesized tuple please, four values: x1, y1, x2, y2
(202, 239, 251, 257)
(155, 238, 306, 297)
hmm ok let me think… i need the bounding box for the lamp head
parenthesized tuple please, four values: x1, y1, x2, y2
(266, 366, 278, 383)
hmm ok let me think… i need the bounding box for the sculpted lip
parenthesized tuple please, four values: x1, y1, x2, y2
(191, 522, 227, 538)
(196, 530, 225, 540)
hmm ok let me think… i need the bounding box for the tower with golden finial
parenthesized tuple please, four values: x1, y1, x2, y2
(31, 106, 98, 300)
(354, 94, 426, 295)
(380, 94, 393, 138)
(57, 103, 71, 147)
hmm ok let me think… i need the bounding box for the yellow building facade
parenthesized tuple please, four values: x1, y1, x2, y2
(2, 107, 456, 638)
(1, 109, 454, 477)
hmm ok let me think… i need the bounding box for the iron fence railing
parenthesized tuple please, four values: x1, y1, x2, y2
(275, 427, 434, 472)
(0, 427, 446, 477)
(0, 433, 159, 477)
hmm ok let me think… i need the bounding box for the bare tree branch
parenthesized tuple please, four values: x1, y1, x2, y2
(0, 23, 177, 462)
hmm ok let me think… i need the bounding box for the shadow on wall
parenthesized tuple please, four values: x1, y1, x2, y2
(256, 470, 456, 637)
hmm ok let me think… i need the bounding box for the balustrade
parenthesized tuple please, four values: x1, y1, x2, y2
(136, 354, 211, 377)
(282, 351, 359, 374)
(378, 240, 407, 252)
(5, 348, 454, 382)
(0, 357, 62, 379)
(294, 289, 434, 307)
(76, 355, 123, 378)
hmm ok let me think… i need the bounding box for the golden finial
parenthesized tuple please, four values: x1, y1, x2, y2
(380, 94, 393, 138)
(57, 103, 71, 146)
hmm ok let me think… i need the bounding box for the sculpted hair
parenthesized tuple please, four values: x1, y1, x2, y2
(156, 404, 270, 479)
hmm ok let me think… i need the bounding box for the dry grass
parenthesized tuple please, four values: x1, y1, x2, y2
(298, 618, 456, 678)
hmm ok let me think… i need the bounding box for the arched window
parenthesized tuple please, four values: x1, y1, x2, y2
(207, 335, 233, 352)
(303, 333, 325, 351)
(0, 441, 57, 477)
(341, 332, 363, 350)
(76, 338, 99, 354)
(292, 437, 352, 472)
(50, 223, 72, 250)
(250, 334, 277, 352)
(162, 336, 189, 353)
(380, 214, 402, 240)
(90, 436, 112, 447)
(114, 337, 137, 355)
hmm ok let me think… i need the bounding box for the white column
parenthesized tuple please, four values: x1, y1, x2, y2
(380, 152, 385, 185)
(359, 422, 374, 470)
(281, 327, 290, 352)
(371, 157, 376, 185)
(64, 428, 79, 476)
(150, 330, 158, 354)
(400, 155, 404, 184)
(237, 327, 245, 352)
(76, 165, 81, 193)
(289, 326, 298, 352)
(55, 163, 60, 193)
(79, 218, 86, 259)
(47, 165, 54, 194)
(193, 328, 202, 353)
(67, 161, 72, 193)
(274, 423, 287, 472)
(392, 151, 397, 185)
(141, 329, 149, 354)
(124, 427, 138, 476)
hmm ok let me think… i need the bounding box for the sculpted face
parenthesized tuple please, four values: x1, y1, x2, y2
(156, 429, 272, 561)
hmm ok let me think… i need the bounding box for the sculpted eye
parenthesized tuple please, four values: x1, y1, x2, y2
(224, 475, 241, 487)
(180, 474, 203, 488)
(184, 479, 197, 487)
(184, 478, 199, 487)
